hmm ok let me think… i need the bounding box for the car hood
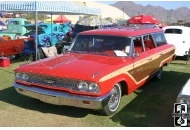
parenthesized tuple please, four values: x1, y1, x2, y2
(17, 53, 123, 80)
(23, 24, 44, 32)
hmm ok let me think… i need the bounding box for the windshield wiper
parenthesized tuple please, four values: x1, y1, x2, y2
(67, 50, 87, 54)
(88, 52, 110, 56)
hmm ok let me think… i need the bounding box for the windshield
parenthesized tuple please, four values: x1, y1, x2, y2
(69, 35, 132, 57)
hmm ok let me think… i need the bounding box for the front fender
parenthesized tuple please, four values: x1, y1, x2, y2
(98, 73, 137, 96)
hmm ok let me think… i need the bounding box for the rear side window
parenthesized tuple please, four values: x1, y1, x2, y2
(164, 29, 182, 34)
(152, 33, 167, 47)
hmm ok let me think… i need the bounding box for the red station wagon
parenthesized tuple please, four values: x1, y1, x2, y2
(13, 26, 175, 115)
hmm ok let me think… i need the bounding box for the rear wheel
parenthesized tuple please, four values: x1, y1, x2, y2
(153, 67, 163, 81)
(7, 55, 16, 60)
(100, 83, 121, 116)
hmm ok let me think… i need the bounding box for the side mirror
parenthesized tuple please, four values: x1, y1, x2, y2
(132, 52, 140, 58)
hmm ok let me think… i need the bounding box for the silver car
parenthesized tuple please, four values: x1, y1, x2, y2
(175, 78, 190, 126)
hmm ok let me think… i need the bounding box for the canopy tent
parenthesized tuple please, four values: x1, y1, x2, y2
(78, 16, 113, 26)
(45, 15, 70, 23)
(53, 15, 70, 23)
(127, 14, 160, 25)
(0, 1, 101, 60)
(0, 1, 101, 15)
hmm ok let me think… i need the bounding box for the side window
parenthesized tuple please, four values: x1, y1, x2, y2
(24, 21, 30, 24)
(164, 29, 182, 34)
(53, 27, 57, 32)
(133, 36, 143, 54)
(152, 33, 167, 47)
(143, 35, 155, 51)
(59, 27, 63, 32)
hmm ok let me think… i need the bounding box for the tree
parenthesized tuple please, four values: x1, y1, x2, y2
(104, 17, 113, 22)
(22, 13, 48, 21)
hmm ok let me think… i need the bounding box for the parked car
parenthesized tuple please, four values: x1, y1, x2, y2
(0, 18, 30, 39)
(184, 22, 190, 27)
(162, 26, 190, 57)
(23, 23, 71, 47)
(175, 78, 190, 125)
(12, 26, 175, 115)
(0, 36, 33, 59)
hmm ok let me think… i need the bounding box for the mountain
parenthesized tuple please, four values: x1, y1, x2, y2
(112, 1, 190, 24)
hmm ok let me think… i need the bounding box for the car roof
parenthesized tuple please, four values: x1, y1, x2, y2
(79, 27, 163, 37)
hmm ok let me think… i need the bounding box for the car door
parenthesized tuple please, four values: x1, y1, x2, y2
(128, 34, 159, 87)
(128, 36, 150, 87)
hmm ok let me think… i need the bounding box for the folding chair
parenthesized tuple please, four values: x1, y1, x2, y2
(19, 40, 36, 62)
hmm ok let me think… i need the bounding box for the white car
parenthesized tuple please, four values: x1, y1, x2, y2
(163, 26, 190, 56)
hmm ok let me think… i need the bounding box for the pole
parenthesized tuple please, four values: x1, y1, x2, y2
(122, 8, 124, 20)
(51, 13, 52, 46)
(100, 15, 102, 29)
(35, 1, 38, 61)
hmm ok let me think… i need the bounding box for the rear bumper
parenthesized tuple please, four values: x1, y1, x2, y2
(13, 82, 112, 110)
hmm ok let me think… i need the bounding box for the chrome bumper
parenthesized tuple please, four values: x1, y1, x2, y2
(13, 82, 112, 110)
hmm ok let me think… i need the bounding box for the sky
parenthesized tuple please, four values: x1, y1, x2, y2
(97, 1, 190, 10)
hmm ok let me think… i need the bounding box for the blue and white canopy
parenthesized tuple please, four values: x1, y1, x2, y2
(0, 1, 101, 15)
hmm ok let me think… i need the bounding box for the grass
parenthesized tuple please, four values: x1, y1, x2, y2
(0, 59, 189, 126)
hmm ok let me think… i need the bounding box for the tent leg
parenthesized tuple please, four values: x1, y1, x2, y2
(100, 15, 102, 29)
(35, 10, 38, 61)
(51, 13, 52, 46)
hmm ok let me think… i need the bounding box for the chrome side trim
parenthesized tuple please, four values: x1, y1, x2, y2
(13, 82, 112, 110)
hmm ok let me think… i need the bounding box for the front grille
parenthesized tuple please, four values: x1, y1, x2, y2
(27, 74, 79, 91)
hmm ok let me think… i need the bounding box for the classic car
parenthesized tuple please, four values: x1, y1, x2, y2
(12, 26, 175, 115)
(175, 78, 190, 125)
(0, 36, 33, 59)
(23, 23, 72, 47)
(0, 18, 30, 39)
(162, 26, 190, 57)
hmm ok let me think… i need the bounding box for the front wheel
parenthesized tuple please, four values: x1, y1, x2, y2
(100, 83, 121, 116)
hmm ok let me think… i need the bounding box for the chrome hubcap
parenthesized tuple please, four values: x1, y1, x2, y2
(108, 85, 120, 111)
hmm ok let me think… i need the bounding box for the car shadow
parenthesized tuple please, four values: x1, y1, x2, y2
(110, 70, 190, 127)
(0, 86, 99, 118)
(0, 68, 14, 74)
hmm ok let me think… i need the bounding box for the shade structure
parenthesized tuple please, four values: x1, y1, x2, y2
(0, 1, 101, 15)
(127, 14, 160, 25)
(0, 1, 101, 60)
(78, 16, 113, 26)
(53, 15, 70, 23)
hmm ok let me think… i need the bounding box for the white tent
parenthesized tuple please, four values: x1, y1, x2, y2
(0, 1, 101, 60)
(0, 1, 101, 15)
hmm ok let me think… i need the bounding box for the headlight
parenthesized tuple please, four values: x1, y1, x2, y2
(15, 72, 21, 79)
(88, 83, 100, 93)
(21, 73, 29, 81)
(178, 97, 190, 108)
(78, 82, 88, 91)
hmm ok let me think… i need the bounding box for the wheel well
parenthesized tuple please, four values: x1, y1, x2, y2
(119, 80, 128, 96)
(163, 63, 167, 66)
